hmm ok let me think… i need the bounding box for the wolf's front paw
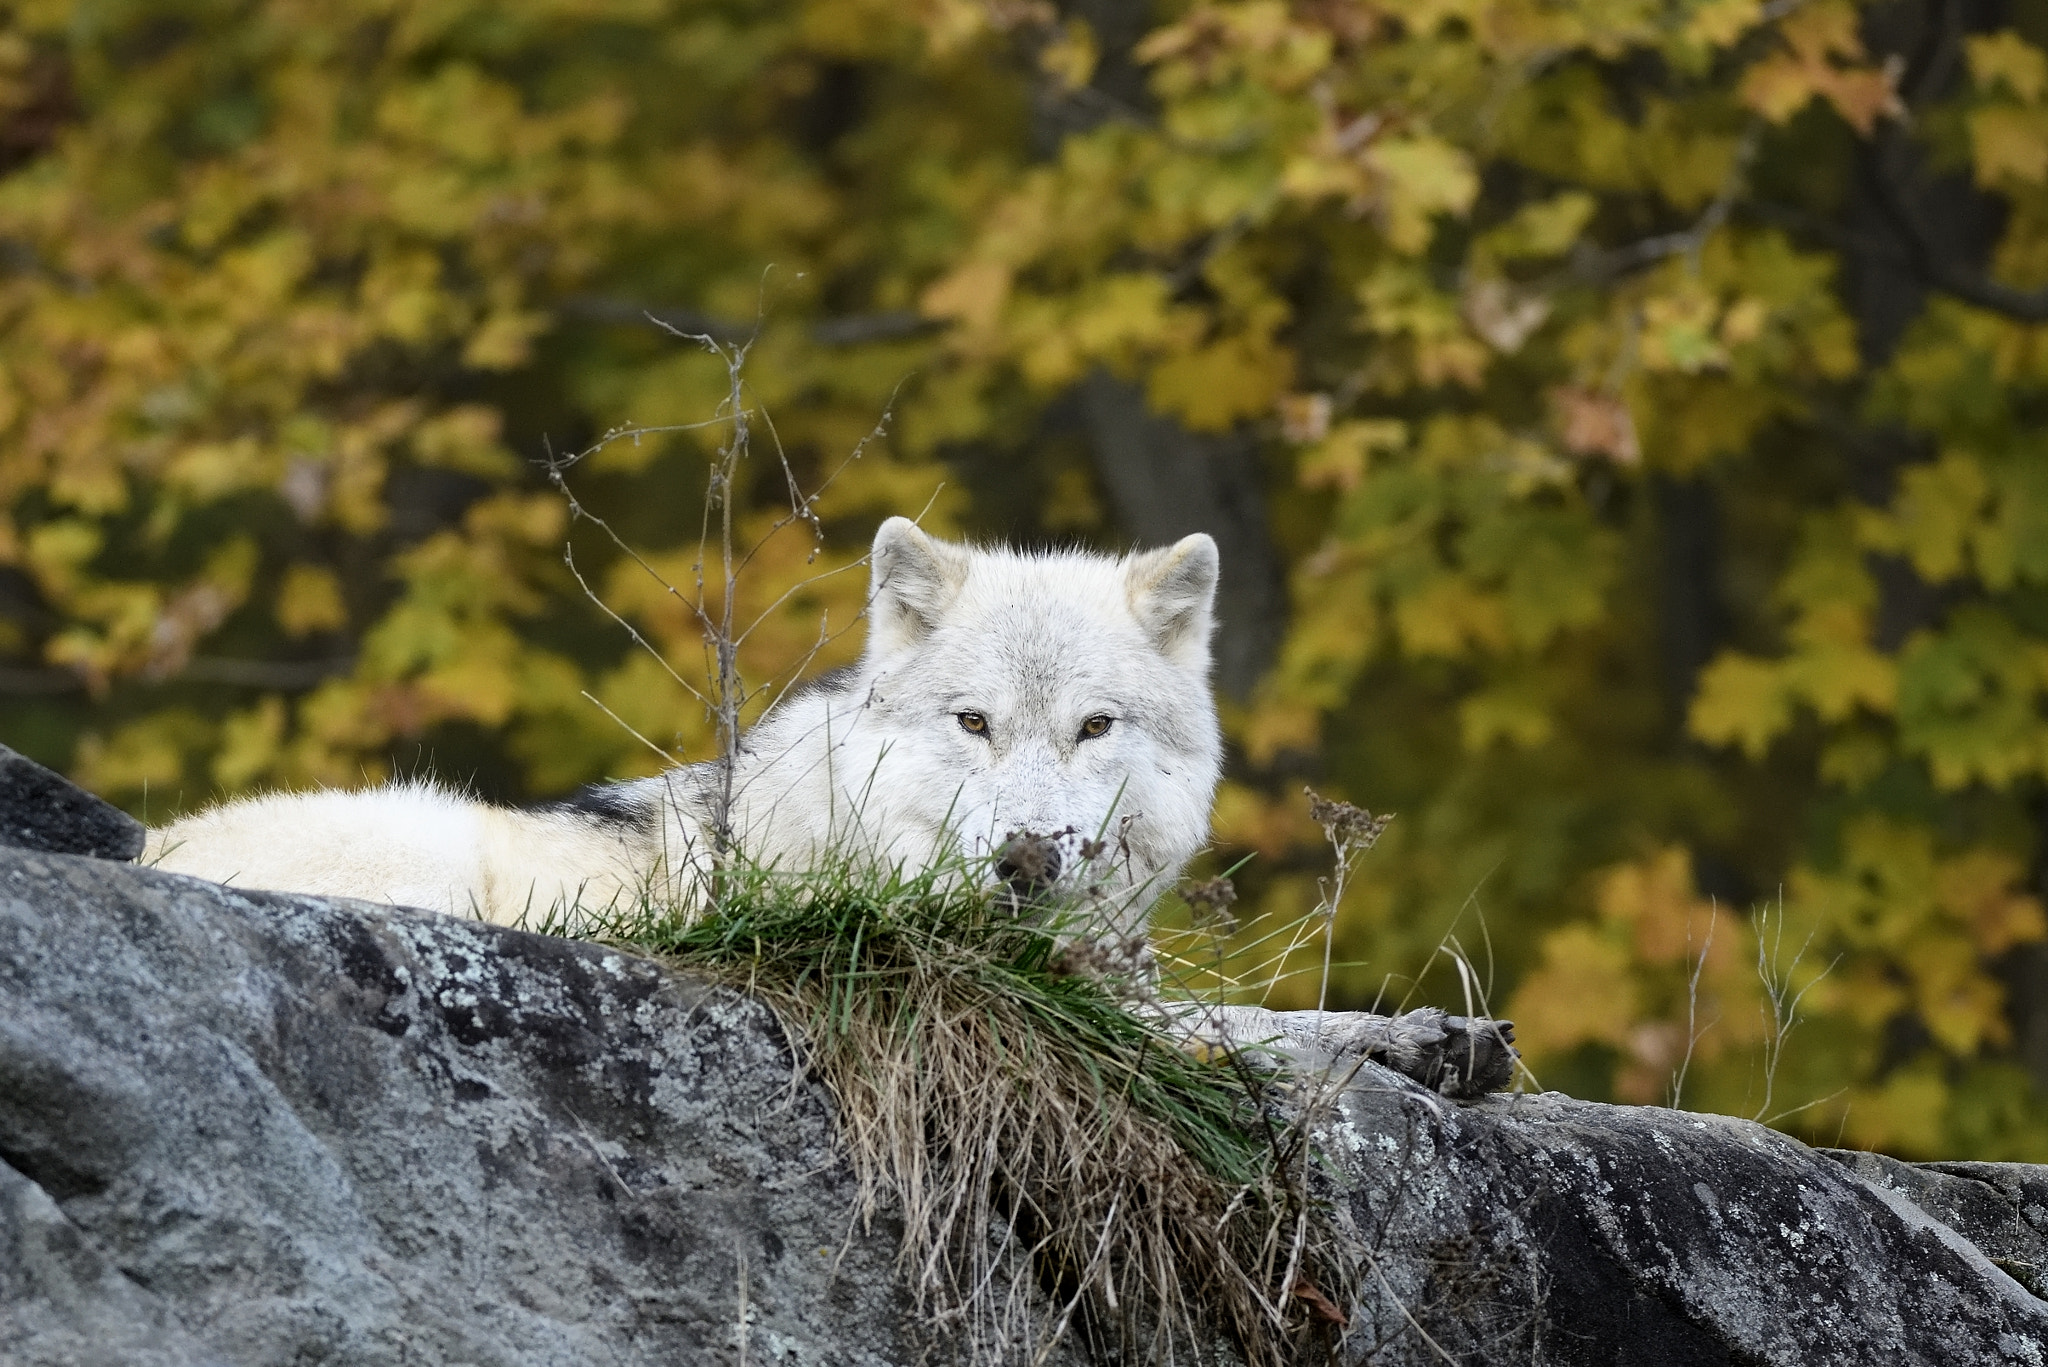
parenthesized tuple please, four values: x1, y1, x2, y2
(1324, 1007, 1518, 1099)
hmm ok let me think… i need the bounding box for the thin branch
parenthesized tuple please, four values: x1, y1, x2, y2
(1568, 120, 1762, 283)
(1860, 120, 2048, 321)
(0, 656, 356, 694)
(560, 541, 714, 711)
(559, 295, 939, 347)
(179, 656, 357, 688)
(577, 690, 680, 768)
(1669, 901, 1719, 1111)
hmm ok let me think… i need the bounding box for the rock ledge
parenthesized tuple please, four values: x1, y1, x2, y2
(0, 780, 2043, 1364)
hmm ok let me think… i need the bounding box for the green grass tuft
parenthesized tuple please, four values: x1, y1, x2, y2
(579, 854, 1348, 1366)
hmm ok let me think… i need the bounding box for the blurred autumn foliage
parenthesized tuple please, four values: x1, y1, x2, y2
(8, 0, 2048, 1158)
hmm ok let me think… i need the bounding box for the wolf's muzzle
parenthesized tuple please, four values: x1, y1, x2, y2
(994, 829, 1065, 894)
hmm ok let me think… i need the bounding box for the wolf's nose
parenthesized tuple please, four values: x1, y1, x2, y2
(995, 832, 1062, 890)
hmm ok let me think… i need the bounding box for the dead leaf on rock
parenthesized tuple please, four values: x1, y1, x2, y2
(1293, 1277, 1349, 1327)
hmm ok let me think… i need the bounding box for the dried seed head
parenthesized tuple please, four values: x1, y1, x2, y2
(1180, 875, 1239, 930)
(1304, 787, 1394, 850)
(1049, 934, 1158, 1005)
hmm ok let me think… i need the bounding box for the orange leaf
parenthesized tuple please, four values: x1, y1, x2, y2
(1292, 1278, 1348, 1327)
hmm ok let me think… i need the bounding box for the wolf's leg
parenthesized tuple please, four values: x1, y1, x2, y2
(1157, 1002, 1518, 1100)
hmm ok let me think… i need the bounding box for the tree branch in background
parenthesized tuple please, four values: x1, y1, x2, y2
(1571, 124, 1762, 284)
(558, 297, 938, 347)
(1863, 126, 2048, 322)
(0, 657, 356, 694)
(1077, 372, 1288, 700)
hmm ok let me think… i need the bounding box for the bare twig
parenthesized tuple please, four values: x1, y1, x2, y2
(1669, 900, 1720, 1110)
(558, 295, 939, 347)
(577, 690, 680, 769)
(542, 304, 900, 897)
(1752, 892, 1836, 1123)
(1569, 120, 1762, 284)
(1865, 123, 2048, 321)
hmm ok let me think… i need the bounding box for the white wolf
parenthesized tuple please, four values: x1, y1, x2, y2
(149, 517, 1514, 1095)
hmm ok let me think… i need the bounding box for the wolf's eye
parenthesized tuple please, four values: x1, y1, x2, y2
(957, 711, 989, 736)
(1078, 715, 1113, 740)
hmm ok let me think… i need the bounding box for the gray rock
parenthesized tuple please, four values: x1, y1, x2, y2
(0, 837, 2044, 1366)
(1823, 1150, 2048, 1300)
(1312, 1080, 2048, 1364)
(0, 744, 144, 861)
(0, 847, 924, 1367)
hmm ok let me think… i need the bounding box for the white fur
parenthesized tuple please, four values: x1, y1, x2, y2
(149, 783, 662, 922)
(147, 521, 1520, 1096)
(148, 519, 1223, 933)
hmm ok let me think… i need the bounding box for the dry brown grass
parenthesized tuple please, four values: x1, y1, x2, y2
(598, 856, 1353, 1366)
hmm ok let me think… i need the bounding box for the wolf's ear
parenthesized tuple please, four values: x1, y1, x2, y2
(1125, 533, 1218, 667)
(869, 516, 971, 654)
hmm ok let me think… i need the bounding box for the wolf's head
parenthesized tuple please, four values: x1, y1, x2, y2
(846, 517, 1223, 925)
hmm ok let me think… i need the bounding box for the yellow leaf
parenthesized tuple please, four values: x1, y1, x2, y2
(1392, 577, 1509, 658)
(1239, 698, 1320, 765)
(1841, 1064, 1949, 1156)
(1685, 0, 1763, 47)
(1507, 924, 1638, 1055)
(1458, 682, 1553, 751)
(1741, 1, 1903, 133)
(1363, 135, 1478, 253)
(1295, 419, 1405, 492)
(1719, 296, 1769, 346)
(1038, 18, 1097, 90)
(1784, 635, 1897, 721)
(1967, 30, 2048, 103)
(1210, 781, 1318, 857)
(165, 437, 267, 503)
(1742, 52, 1824, 124)
(1482, 191, 1598, 260)
(1147, 330, 1292, 432)
(277, 564, 349, 637)
(1596, 848, 1720, 967)
(1641, 285, 1728, 373)
(24, 520, 103, 598)
(1828, 959, 1910, 1029)
(1970, 104, 2048, 185)
(920, 259, 1011, 334)
(1935, 849, 2048, 954)
(1689, 652, 1791, 758)
(212, 697, 287, 792)
(1904, 930, 2006, 1054)
(921, 0, 990, 52)
(74, 712, 215, 805)
(462, 308, 547, 371)
(360, 249, 448, 345)
(412, 405, 513, 478)
(1885, 450, 1991, 581)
